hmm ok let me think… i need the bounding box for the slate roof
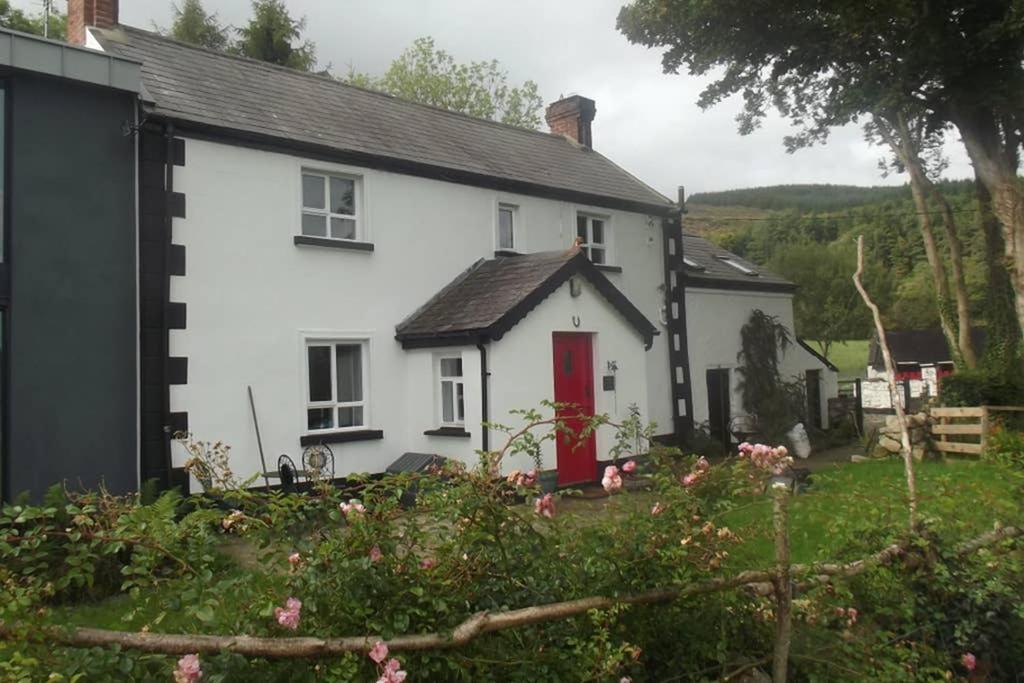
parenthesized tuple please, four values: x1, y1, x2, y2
(680, 233, 795, 292)
(868, 328, 987, 369)
(395, 248, 658, 348)
(92, 25, 673, 213)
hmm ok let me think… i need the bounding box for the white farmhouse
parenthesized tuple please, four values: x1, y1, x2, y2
(68, 1, 836, 491)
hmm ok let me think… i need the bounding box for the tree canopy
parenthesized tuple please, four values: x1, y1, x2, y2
(346, 37, 544, 129)
(233, 0, 316, 71)
(0, 0, 65, 40)
(619, 0, 1024, 347)
(167, 0, 229, 51)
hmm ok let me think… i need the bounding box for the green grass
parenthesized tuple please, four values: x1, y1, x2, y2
(721, 458, 1023, 568)
(808, 339, 869, 380)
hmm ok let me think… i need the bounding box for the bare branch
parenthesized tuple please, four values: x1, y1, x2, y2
(854, 235, 919, 530)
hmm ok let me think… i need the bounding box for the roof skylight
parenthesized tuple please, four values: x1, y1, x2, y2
(717, 256, 758, 276)
(682, 256, 705, 271)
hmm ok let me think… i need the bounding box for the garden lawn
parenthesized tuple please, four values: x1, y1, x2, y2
(719, 458, 1023, 568)
(808, 339, 868, 380)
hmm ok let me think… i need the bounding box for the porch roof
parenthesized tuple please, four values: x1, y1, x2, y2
(395, 248, 659, 349)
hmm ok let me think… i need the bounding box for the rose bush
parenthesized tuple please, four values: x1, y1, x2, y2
(0, 408, 1021, 681)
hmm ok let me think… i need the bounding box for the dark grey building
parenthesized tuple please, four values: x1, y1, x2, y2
(0, 29, 141, 501)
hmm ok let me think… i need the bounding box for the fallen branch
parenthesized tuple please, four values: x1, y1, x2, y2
(2, 526, 1017, 658)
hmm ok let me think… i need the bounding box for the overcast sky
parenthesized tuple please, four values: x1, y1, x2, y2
(24, 0, 975, 197)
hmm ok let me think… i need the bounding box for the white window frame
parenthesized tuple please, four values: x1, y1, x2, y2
(436, 355, 465, 427)
(575, 212, 611, 265)
(300, 168, 364, 242)
(303, 338, 370, 433)
(496, 202, 519, 252)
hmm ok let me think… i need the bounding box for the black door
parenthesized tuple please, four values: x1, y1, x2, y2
(706, 368, 731, 447)
(806, 370, 822, 429)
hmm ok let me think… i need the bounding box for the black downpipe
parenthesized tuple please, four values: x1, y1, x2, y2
(162, 122, 174, 486)
(477, 341, 489, 452)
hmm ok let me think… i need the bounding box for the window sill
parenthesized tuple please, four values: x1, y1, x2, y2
(493, 249, 522, 257)
(424, 427, 471, 438)
(594, 264, 623, 273)
(294, 235, 375, 252)
(300, 429, 383, 446)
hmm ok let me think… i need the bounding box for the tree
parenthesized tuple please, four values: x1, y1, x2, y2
(868, 110, 977, 367)
(167, 0, 229, 51)
(0, 0, 65, 40)
(768, 243, 870, 359)
(617, 0, 1024, 340)
(346, 37, 543, 129)
(234, 0, 315, 71)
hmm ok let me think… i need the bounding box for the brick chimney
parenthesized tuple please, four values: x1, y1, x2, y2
(546, 95, 597, 148)
(68, 0, 119, 46)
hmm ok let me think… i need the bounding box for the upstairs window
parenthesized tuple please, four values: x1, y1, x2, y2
(301, 171, 361, 241)
(497, 203, 517, 251)
(438, 357, 465, 426)
(576, 213, 608, 264)
(306, 341, 367, 431)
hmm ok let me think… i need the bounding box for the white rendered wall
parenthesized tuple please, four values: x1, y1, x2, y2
(487, 278, 652, 474)
(684, 288, 837, 434)
(168, 138, 672, 485)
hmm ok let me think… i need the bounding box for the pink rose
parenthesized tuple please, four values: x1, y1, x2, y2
(274, 597, 301, 630)
(622, 460, 636, 473)
(369, 545, 383, 563)
(651, 502, 665, 516)
(173, 653, 202, 683)
(534, 493, 556, 519)
(962, 653, 977, 672)
(846, 608, 857, 625)
(620, 678, 632, 683)
(682, 473, 699, 487)
(602, 465, 623, 493)
(340, 500, 366, 516)
(288, 552, 301, 566)
(368, 640, 389, 664)
(695, 456, 710, 472)
(376, 658, 408, 683)
(523, 468, 538, 486)
(419, 557, 436, 570)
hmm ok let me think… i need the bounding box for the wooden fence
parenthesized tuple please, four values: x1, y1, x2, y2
(931, 406, 1024, 455)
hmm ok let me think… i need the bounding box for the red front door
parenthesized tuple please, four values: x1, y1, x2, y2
(552, 332, 597, 485)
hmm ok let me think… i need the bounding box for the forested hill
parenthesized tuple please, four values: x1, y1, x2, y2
(685, 180, 983, 340)
(688, 184, 912, 212)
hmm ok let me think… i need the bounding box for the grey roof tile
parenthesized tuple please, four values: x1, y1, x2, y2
(94, 26, 673, 211)
(681, 233, 795, 292)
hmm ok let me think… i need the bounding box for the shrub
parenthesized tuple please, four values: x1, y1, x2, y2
(985, 427, 1024, 469)
(940, 368, 1024, 407)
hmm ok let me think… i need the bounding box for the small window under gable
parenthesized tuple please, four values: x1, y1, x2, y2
(497, 203, 517, 251)
(301, 170, 361, 241)
(576, 212, 609, 265)
(438, 356, 465, 427)
(717, 256, 758, 276)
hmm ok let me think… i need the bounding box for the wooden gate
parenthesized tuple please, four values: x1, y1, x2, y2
(932, 406, 1024, 455)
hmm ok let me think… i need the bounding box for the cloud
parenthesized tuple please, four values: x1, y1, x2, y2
(34, 0, 975, 195)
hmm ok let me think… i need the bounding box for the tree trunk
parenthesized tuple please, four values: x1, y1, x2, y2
(953, 109, 1024, 341)
(976, 177, 1022, 370)
(925, 177, 977, 367)
(881, 114, 961, 364)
